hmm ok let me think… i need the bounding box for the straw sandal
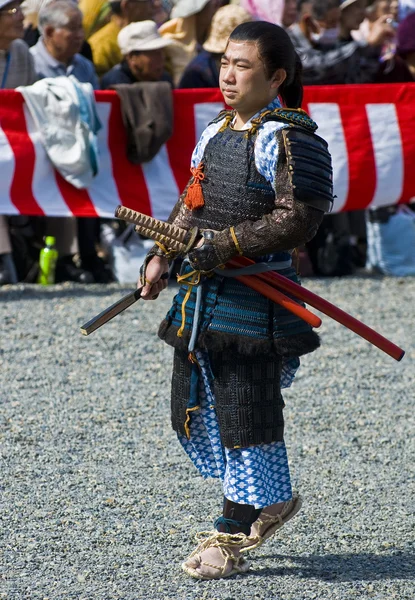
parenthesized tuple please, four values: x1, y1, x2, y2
(182, 531, 251, 580)
(240, 492, 303, 553)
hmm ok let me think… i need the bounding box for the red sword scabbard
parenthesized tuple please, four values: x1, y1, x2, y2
(228, 256, 405, 362)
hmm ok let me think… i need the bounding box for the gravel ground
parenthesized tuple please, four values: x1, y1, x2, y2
(0, 275, 414, 600)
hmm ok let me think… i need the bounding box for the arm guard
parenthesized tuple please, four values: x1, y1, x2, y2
(141, 179, 194, 277)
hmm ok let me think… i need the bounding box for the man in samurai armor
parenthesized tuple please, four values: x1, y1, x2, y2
(139, 20, 334, 580)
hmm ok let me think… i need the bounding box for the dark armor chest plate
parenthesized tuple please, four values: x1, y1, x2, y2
(190, 126, 276, 230)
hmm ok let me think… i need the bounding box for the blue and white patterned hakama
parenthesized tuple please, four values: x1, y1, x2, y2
(178, 350, 299, 509)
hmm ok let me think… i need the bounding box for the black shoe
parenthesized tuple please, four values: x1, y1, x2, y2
(0, 266, 12, 286)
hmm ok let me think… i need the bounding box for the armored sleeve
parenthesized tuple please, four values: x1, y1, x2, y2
(168, 181, 194, 230)
(140, 179, 193, 273)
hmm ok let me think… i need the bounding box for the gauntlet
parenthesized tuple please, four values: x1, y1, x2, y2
(187, 229, 239, 272)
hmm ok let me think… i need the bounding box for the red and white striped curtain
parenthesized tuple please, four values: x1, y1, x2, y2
(1, 84, 414, 219)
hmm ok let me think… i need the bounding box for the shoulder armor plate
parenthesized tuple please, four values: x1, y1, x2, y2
(282, 127, 334, 214)
(262, 108, 318, 132)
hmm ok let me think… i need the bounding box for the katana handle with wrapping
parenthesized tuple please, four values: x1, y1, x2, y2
(114, 205, 199, 254)
(115, 205, 187, 243)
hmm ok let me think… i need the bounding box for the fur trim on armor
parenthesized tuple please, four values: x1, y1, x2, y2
(263, 108, 318, 132)
(158, 319, 320, 358)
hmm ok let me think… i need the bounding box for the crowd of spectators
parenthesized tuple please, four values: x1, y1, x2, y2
(0, 0, 414, 284)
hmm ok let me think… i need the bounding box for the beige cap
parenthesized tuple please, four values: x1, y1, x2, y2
(118, 20, 173, 54)
(170, 0, 210, 19)
(203, 4, 252, 54)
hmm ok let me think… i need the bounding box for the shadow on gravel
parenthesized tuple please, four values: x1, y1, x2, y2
(0, 285, 132, 302)
(252, 551, 415, 582)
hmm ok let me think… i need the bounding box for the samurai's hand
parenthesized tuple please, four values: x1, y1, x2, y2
(139, 255, 169, 300)
(187, 229, 236, 272)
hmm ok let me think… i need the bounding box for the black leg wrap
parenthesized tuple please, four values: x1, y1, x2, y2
(215, 498, 262, 535)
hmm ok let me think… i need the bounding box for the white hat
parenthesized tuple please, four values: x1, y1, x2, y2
(20, 0, 78, 15)
(118, 20, 173, 54)
(170, 0, 210, 20)
(0, 0, 19, 8)
(340, 0, 359, 9)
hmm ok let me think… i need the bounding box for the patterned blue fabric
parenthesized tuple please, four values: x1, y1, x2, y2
(166, 259, 312, 344)
(191, 97, 288, 193)
(71, 77, 101, 177)
(179, 351, 294, 508)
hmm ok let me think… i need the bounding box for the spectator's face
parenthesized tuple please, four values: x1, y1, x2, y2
(320, 7, 342, 29)
(282, 0, 298, 28)
(220, 40, 286, 116)
(374, 0, 391, 18)
(340, 0, 367, 32)
(123, 0, 154, 23)
(45, 9, 85, 61)
(302, 6, 340, 43)
(127, 49, 165, 80)
(0, 1, 24, 46)
(299, 0, 312, 19)
(389, 0, 398, 20)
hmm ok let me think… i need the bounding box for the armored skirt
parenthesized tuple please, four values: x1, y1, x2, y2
(161, 256, 319, 448)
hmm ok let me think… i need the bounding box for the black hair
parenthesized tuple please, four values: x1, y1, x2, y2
(110, 1, 122, 16)
(229, 21, 303, 108)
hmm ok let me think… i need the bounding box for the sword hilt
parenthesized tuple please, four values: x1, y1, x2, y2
(114, 205, 200, 256)
(115, 205, 187, 244)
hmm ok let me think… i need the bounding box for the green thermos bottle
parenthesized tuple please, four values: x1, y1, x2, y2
(38, 236, 58, 285)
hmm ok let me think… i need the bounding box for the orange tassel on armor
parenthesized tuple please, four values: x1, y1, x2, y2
(184, 162, 205, 210)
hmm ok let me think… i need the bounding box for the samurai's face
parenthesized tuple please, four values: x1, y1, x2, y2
(219, 40, 286, 122)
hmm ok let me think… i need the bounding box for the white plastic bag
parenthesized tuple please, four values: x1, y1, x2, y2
(108, 225, 154, 284)
(366, 205, 415, 276)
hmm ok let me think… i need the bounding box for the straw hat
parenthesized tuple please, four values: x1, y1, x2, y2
(203, 4, 252, 54)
